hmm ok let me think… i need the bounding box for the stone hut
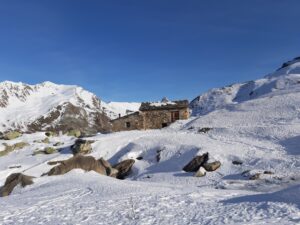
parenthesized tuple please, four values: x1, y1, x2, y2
(111, 100, 189, 132)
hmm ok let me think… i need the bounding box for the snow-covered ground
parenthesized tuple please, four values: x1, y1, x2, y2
(0, 97, 299, 224)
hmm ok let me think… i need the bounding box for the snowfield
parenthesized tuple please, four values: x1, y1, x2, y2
(0, 58, 300, 224)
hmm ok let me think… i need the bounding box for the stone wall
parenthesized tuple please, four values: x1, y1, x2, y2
(111, 112, 144, 132)
(111, 107, 189, 132)
(143, 108, 189, 129)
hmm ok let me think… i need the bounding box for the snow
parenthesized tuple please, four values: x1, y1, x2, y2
(0, 59, 300, 224)
(149, 101, 176, 107)
(103, 101, 141, 119)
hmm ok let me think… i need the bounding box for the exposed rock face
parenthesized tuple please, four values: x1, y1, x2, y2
(113, 159, 135, 179)
(183, 153, 209, 172)
(203, 161, 221, 172)
(0, 173, 34, 197)
(71, 139, 94, 155)
(45, 155, 107, 176)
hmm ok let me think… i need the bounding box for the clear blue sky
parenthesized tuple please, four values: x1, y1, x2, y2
(0, 1, 300, 102)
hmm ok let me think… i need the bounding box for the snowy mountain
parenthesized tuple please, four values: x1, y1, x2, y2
(190, 57, 300, 116)
(0, 81, 112, 134)
(0, 81, 142, 133)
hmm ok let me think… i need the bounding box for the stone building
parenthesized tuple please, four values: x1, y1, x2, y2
(111, 100, 189, 132)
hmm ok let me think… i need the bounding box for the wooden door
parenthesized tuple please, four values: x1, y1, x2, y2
(171, 111, 180, 122)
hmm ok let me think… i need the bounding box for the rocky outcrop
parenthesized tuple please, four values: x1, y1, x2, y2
(45, 155, 107, 176)
(113, 159, 135, 179)
(183, 153, 209, 172)
(0, 173, 34, 197)
(71, 139, 94, 155)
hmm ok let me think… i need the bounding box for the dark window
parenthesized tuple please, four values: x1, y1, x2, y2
(171, 111, 180, 122)
(126, 122, 131, 128)
(162, 123, 168, 128)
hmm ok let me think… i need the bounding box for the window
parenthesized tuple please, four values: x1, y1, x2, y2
(126, 122, 131, 128)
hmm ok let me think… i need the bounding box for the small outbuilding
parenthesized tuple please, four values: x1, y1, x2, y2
(111, 99, 189, 132)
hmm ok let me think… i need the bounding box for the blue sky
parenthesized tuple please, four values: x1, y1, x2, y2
(0, 1, 300, 102)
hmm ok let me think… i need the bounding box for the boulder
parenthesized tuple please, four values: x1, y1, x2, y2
(232, 160, 243, 165)
(98, 158, 118, 177)
(71, 139, 93, 155)
(45, 131, 57, 137)
(249, 173, 261, 180)
(183, 153, 209, 172)
(113, 159, 135, 179)
(33, 147, 57, 155)
(53, 142, 64, 147)
(3, 131, 21, 140)
(45, 155, 107, 176)
(41, 137, 50, 144)
(195, 167, 206, 177)
(203, 161, 221, 172)
(198, 128, 212, 133)
(0, 173, 34, 197)
(67, 129, 81, 138)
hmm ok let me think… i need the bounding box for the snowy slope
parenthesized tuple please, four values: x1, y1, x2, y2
(190, 57, 300, 116)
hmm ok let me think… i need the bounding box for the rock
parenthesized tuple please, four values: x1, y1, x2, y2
(203, 161, 221, 172)
(232, 160, 243, 165)
(0, 173, 34, 197)
(33, 147, 57, 155)
(98, 158, 118, 177)
(41, 137, 50, 144)
(198, 128, 212, 133)
(249, 173, 261, 180)
(183, 153, 209, 172)
(45, 131, 56, 137)
(53, 142, 64, 147)
(67, 129, 81, 138)
(113, 159, 135, 179)
(45, 155, 107, 176)
(71, 139, 93, 155)
(264, 171, 274, 175)
(44, 147, 57, 154)
(3, 131, 21, 140)
(0, 142, 29, 157)
(195, 167, 206, 177)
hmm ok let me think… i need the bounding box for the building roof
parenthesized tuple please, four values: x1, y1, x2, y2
(139, 100, 189, 111)
(110, 111, 141, 122)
